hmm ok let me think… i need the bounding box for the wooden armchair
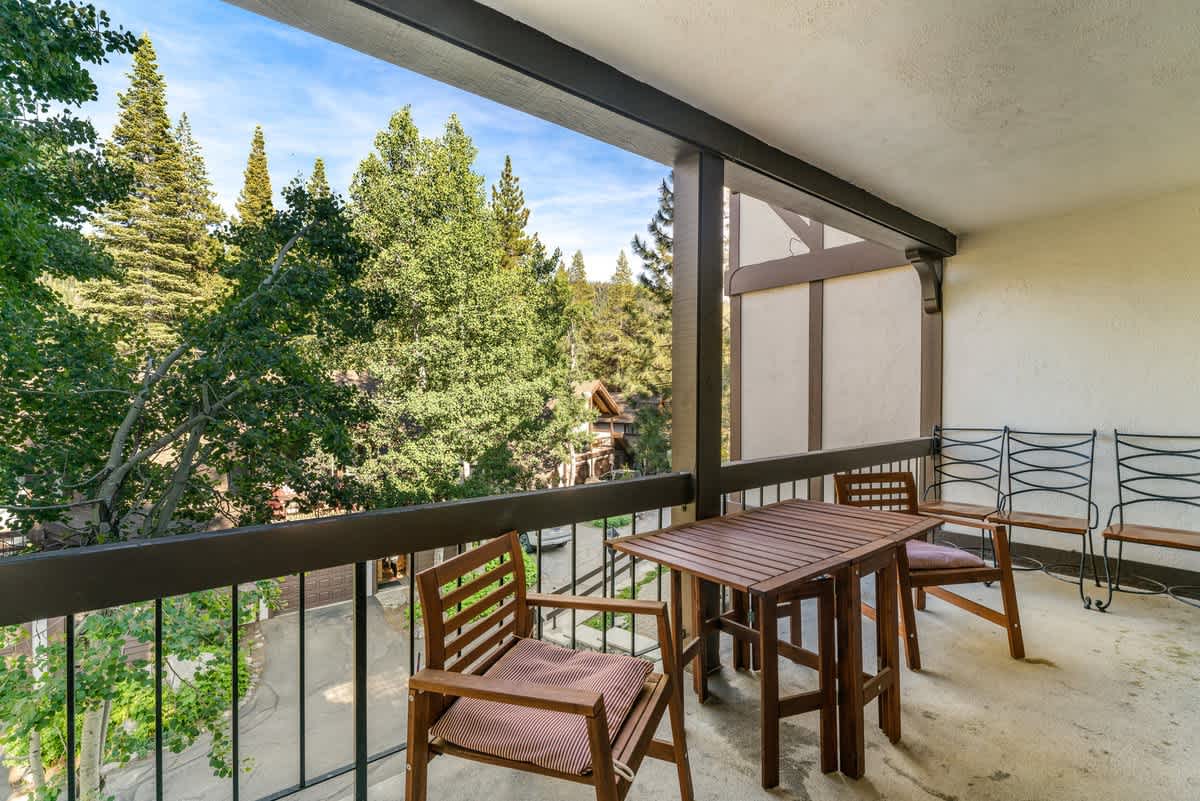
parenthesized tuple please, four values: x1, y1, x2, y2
(835, 471, 1024, 670)
(405, 532, 693, 801)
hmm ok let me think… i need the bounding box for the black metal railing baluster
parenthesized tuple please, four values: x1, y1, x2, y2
(353, 562, 368, 801)
(231, 584, 239, 801)
(408, 553, 416, 673)
(536, 529, 543, 639)
(570, 523, 578, 649)
(601, 515, 609, 653)
(155, 599, 163, 801)
(630, 511, 638, 656)
(298, 573, 306, 788)
(656, 508, 664, 602)
(66, 613, 75, 801)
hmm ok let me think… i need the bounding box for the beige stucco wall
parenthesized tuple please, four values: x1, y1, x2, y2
(945, 184, 1200, 570)
(740, 284, 809, 460)
(822, 267, 922, 448)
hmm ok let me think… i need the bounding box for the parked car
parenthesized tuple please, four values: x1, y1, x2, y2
(518, 525, 573, 554)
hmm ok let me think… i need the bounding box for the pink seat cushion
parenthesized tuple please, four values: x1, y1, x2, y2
(906, 540, 986, 570)
(430, 637, 652, 775)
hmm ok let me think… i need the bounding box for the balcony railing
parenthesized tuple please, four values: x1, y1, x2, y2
(0, 436, 933, 801)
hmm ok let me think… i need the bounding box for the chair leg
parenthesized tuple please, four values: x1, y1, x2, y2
(990, 525, 1025, 658)
(1078, 532, 1095, 609)
(894, 546, 921, 671)
(587, 712, 619, 801)
(915, 587, 927, 611)
(405, 690, 432, 801)
(656, 610, 695, 801)
(731, 590, 750, 670)
(1094, 537, 1116, 612)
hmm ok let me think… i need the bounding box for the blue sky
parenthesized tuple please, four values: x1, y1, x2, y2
(84, 0, 667, 280)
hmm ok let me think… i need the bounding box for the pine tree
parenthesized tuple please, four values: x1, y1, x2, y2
(490, 155, 534, 271)
(236, 124, 273, 226)
(85, 34, 209, 350)
(631, 173, 673, 305)
(307, 157, 331, 199)
(173, 113, 224, 278)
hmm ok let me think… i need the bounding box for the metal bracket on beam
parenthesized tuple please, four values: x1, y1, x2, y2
(907, 248, 943, 314)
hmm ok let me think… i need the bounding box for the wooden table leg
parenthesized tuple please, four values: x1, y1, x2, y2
(732, 590, 750, 670)
(691, 575, 710, 702)
(756, 593, 780, 788)
(836, 563, 866, 778)
(876, 554, 902, 743)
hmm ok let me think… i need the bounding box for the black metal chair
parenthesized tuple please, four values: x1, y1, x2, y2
(1097, 432, 1200, 611)
(989, 429, 1100, 608)
(919, 426, 1008, 568)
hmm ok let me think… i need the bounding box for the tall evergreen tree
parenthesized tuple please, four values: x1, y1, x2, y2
(173, 113, 224, 284)
(564, 250, 593, 372)
(84, 34, 209, 350)
(235, 124, 273, 226)
(307, 156, 331, 199)
(490, 155, 533, 271)
(631, 173, 674, 306)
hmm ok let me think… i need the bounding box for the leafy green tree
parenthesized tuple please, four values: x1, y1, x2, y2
(83, 34, 213, 350)
(307, 156, 331, 199)
(235, 124, 273, 226)
(490, 154, 533, 271)
(349, 109, 580, 502)
(3, 176, 378, 799)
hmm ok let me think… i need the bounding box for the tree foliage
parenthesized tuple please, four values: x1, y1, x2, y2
(349, 108, 583, 503)
(490, 154, 533, 271)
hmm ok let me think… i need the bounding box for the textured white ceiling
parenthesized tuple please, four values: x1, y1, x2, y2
(480, 0, 1200, 233)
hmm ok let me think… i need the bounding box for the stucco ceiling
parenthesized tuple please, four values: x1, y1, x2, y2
(479, 0, 1200, 233)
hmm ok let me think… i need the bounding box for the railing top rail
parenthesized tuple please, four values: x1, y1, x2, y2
(0, 473, 693, 626)
(718, 437, 935, 494)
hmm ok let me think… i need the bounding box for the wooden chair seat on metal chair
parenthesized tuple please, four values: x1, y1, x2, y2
(1103, 523, 1200, 552)
(431, 637, 654, 775)
(988, 510, 1088, 535)
(917, 499, 995, 520)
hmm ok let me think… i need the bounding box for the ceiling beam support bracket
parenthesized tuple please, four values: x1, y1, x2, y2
(907, 248, 943, 314)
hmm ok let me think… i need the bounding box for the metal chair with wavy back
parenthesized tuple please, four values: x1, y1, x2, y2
(919, 426, 1009, 569)
(990, 429, 1101, 608)
(1097, 431, 1200, 611)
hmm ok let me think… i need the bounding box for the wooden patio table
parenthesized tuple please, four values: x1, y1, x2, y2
(608, 499, 940, 786)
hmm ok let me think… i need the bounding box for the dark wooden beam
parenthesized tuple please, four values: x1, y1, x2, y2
(672, 150, 725, 670)
(727, 240, 906, 296)
(728, 193, 742, 463)
(230, 0, 956, 255)
(807, 280, 824, 501)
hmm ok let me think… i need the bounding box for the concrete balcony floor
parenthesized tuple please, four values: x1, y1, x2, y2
(380, 570, 1199, 801)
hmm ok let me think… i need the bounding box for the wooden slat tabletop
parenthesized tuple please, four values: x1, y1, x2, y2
(608, 499, 940, 594)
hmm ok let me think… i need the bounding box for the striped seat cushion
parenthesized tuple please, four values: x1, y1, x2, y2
(430, 637, 652, 775)
(906, 539, 986, 570)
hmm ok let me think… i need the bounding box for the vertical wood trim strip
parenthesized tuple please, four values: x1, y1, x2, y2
(808, 279, 824, 501)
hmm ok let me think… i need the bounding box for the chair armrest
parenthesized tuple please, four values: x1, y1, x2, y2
(526, 592, 667, 617)
(409, 668, 602, 718)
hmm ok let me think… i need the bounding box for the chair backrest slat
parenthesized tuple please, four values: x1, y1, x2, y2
(927, 425, 1006, 511)
(834, 471, 918, 514)
(1112, 431, 1200, 525)
(415, 532, 531, 678)
(1003, 429, 1098, 527)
